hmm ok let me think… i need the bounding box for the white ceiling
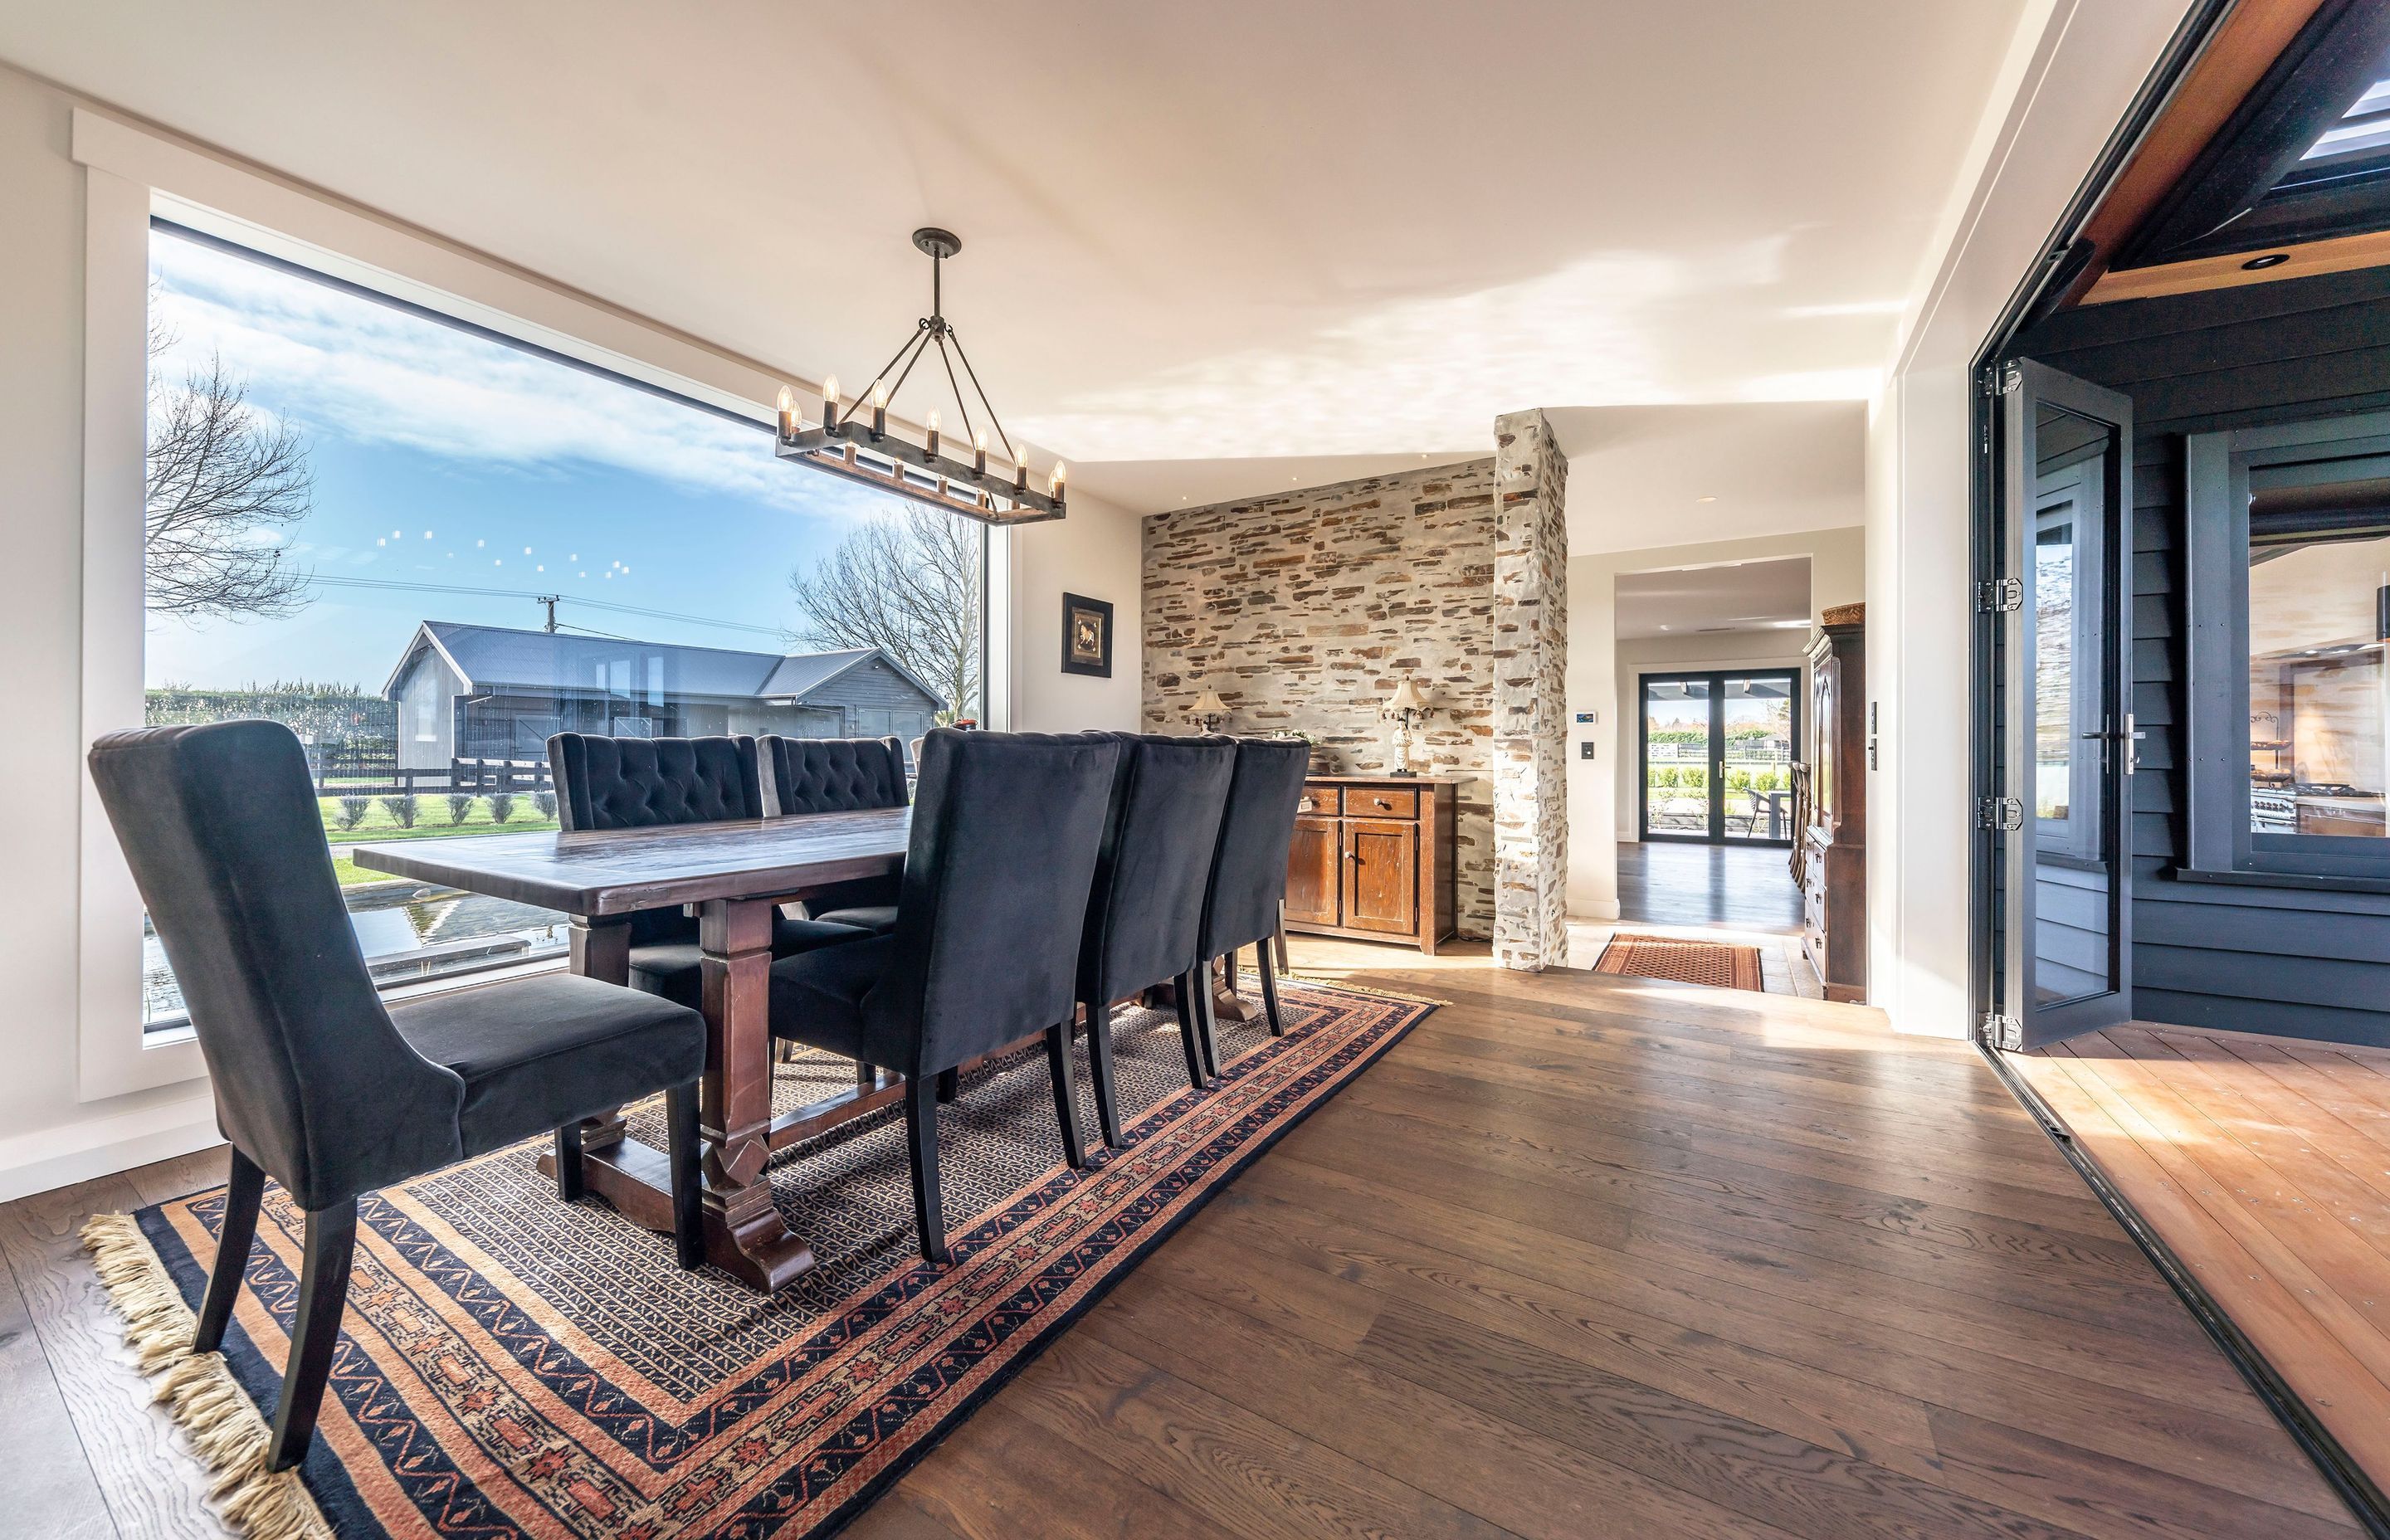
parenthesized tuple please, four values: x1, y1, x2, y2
(0, 1, 2022, 511)
(1615, 555, 1812, 641)
(1552, 402, 1866, 552)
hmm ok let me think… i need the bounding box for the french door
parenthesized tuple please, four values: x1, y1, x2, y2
(1996, 359, 2134, 1047)
(1637, 670, 1802, 846)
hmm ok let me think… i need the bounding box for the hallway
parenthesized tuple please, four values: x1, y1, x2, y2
(1618, 840, 1804, 935)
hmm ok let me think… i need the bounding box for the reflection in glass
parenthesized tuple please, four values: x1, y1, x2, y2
(2030, 401, 2113, 1008)
(2246, 463, 2390, 841)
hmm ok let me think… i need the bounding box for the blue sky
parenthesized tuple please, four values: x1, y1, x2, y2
(145, 227, 894, 690)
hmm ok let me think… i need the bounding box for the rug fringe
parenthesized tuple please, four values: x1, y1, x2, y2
(80, 1214, 334, 1540)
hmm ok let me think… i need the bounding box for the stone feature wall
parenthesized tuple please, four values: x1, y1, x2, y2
(1492, 411, 1568, 972)
(1142, 462, 1499, 936)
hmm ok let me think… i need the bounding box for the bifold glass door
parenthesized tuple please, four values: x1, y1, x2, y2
(1639, 670, 1801, 845)
(1998, 359, 2134, 1046)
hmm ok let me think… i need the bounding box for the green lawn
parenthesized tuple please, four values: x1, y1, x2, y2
(319, 792, 559, 888)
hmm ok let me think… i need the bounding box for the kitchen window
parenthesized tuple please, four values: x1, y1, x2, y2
(2185, 410, 2390, 884)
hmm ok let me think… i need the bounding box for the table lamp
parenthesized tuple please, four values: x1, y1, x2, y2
(1383, 676, 1430, 775)
(1189, 688, 1230, 734)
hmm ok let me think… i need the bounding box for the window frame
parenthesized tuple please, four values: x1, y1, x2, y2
(72, 109, 1009, 1101)
(2184, 407, 2390, 887)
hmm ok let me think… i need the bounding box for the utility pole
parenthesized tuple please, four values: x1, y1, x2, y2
(535, 595, 559, 633)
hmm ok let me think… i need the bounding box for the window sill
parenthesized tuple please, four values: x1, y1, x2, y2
(2169, 865, 2390, 897)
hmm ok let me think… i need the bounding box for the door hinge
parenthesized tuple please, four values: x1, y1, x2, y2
(1976, 578, 2022, 613)
(1978, 1012, 2023, 1051)
(1976, 796, 2024, 831)
(1979, 363, 2023, 397)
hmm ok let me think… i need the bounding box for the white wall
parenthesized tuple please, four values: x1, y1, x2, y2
(1002, 495, 1144, 733)
(1863, 0, 2189, 1037)
(0, 64, 1131, 1200)
(1565, 524, 1863, 919)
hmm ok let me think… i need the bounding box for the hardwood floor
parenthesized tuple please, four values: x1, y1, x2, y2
(2014, 1021, 2390, 1500)
(1618, 840, 1804, 934)
(0, 943, 2360, 1538)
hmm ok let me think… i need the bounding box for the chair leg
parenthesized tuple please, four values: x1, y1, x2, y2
(1256, 942, 1285, 1037)
(193, 1148, 266, 1356)
(935, 1066, 961, 1104)
(266, 1198, 357, 1472)
(553, 1123, 585, 1201)
(1083, 995, 1124, 1148)
(905, 1075, 949, 1265)
(1173, 970, 1209, 1091)
(1044, 1022, 1089, 1169)
(664, 1082, 704, 1270)
(1189, 963, 1223, 1081)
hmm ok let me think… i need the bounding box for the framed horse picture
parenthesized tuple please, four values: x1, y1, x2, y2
(1061, 592, 1114, 678)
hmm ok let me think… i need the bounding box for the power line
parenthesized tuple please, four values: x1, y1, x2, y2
(300, 573, 790, 640)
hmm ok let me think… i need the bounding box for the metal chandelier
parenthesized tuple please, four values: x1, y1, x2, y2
(773, 227, 1066, 526)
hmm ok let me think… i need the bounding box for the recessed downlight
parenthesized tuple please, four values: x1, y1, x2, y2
(2242, 253, 2291, 270)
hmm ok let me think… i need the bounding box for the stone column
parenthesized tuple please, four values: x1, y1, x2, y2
(1492, 410, 1568, 971)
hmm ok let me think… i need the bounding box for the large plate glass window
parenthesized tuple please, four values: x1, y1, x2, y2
(140, 222, 978, 1032)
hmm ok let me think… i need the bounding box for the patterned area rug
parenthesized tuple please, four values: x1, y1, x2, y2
(86, 977, 1434, 1540)
(1593, 932, 1765, 992)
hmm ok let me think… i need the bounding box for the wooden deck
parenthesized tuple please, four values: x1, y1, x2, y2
(2013, 1021, 2390, 1503)
(0, 943, 2361, 1538)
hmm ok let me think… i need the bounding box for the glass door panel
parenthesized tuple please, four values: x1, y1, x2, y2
(2000, 360, 2134, 1045)
(1641, 678, 1713, 837)
(1721, 675, 1798, 842)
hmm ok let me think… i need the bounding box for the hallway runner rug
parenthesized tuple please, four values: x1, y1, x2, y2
(84, 977, 1436, 1540)
(1593, 932, 1765, 992)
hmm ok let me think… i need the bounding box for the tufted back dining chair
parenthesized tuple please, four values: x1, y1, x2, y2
(91, 720, 708, 1472)
(546, 733, 870, 1007)
(758, 734, 911, 933)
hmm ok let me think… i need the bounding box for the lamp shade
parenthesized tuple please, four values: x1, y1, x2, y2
(1190, 688, 1231, 719)
(1385, 676, 1429, 715)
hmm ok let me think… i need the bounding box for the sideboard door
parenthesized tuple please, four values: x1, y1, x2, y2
(1285, 813, 1343, 928)
(1341, 819, 1418, 936)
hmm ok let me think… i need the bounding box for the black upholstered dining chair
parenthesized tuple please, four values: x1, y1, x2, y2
(758, 733, 910, 933)
(1192, 738, 1314, 1068)
(1076, 733, 1238, 1129)
(547, 733, 872, 1007)
(765, 729, 1120, 1264)
(89, 720, 708, 1473)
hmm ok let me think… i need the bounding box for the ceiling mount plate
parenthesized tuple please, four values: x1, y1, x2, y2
(912, 227, 962, 259)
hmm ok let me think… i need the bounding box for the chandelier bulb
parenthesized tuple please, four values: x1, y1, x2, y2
(776, 385, 797, 440)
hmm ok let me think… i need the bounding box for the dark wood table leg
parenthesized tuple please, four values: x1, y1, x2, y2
(569, 916, 632, 1152)
(695, 897, 815, 1289)
(1210, 948, 1261, 1025)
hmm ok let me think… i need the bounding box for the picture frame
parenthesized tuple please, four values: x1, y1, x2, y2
(1061, 592, 1114, 678)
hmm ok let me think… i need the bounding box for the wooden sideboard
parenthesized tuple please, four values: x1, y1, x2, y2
(1801, 604, 1867, 1002)
(1282, 773, 1461, 955)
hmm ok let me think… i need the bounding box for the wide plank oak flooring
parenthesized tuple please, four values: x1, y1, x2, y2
(0, 943, 2356, 1538)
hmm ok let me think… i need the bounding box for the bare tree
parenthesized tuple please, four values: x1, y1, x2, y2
(788, 502, 981, 719)
(146, 317, 313, 618)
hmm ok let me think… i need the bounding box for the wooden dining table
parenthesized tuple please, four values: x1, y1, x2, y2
(349, 807, 910, 1290)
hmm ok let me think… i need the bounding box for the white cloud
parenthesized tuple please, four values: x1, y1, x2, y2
(150, 232, 883, 519)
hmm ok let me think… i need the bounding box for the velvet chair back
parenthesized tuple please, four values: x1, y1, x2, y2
(1078, 734, 1237, 1006)
(865, 729, 1119, 1075)
(1197, 738, 1313, 958)
(548, 733, 765, 832)
(548, 733, 767, 944)
(87, 722, 464, 1211)
(759, 735, 910, 815)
